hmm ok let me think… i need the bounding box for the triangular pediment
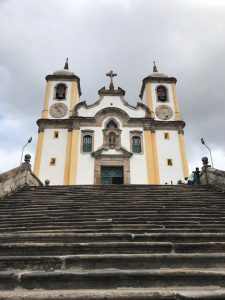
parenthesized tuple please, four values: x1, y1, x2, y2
(91, 146, 133, 158)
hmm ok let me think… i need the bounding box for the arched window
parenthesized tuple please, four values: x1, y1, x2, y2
(55, 83, 67, 100)
(132, 136, 141, 153)
(106, 120, 118, 129)
(156, 85, 167, 102)
(83, 135, 92, 152)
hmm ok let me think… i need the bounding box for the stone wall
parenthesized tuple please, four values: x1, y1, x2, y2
(0, 163, 43, 198)
(200, 167, 225, 190)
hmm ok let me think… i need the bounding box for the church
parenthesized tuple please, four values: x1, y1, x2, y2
(33, 60, 189, 185)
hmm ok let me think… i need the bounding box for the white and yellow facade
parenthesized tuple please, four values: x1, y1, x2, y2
(34, 63, 189, 185)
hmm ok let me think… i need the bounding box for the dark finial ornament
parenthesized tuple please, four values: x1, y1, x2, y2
(106, 70, 117, 90)
(153, 61, 158, 72)
(24, 154, 31, 165)
(202, 157, 209, 167)
(64, 58, 69, 70)
(45, 179, 50, 186)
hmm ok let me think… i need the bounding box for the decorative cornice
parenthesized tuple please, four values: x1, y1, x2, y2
(38, 127, 45, 133)
(130, 130, 143, 134)
(178, 126, 184, 134)
(45, 74, 82, 96)
(150, 125, 156, 133)
(81, 129, 94, 133)
(36, 118, 186, 132)
(37, 118, 73, 130)
(154, 120, 185, 131)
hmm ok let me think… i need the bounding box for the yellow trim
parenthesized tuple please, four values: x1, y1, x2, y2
(33, 131, 44, 177)
(63, 130, 72, 184)
(151, 132, 160, 184)
(144, 131, 160, 184)
(68, 129, 79, 185)
(145, 83, 154, 116)
(172, 83, 181, 121)
(144, 131, 155, 184)
(178, 133, 189, 179)
(41, 81, 51, 118)
(69, 82, 78, 115)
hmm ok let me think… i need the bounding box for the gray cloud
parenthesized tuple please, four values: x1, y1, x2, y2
(0, 0, 225, 172)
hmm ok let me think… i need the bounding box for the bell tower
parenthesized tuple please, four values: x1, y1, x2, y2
(33, 60, 82, 183)
(41, 58, 81, 119)
(140, 63, 189, 183)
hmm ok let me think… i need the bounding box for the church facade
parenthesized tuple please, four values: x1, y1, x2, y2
(34, 61, 189, 185)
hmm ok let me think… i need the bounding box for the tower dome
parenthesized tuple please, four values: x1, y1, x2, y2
(53, 69, 75, 76)
(53, 58, 76, 76)
(149, 61, 168, 78)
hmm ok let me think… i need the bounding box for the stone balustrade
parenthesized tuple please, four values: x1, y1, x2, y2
(200, 157, 225, 190)
(0, 155, 43, 198)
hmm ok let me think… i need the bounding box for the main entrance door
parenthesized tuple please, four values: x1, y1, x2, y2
(101, 167, 124, 184)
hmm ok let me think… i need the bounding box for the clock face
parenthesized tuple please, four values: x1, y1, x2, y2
(155, 105, 173, 120)
(49, 103, 68, 118)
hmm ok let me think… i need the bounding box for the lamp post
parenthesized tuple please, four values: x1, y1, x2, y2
(201, 138, 214, 168)
(20, 137, 32, 165)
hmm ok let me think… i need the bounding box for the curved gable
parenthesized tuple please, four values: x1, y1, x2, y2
(73, 95, 151, 119)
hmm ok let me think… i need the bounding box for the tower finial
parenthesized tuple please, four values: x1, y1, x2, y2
(153, 61, 158, 72)
(64, 58, 69, 70)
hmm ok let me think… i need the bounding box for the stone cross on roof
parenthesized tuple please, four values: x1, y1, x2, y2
(106, 70, 117, 90)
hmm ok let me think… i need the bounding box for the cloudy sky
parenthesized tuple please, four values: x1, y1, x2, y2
(0, 0, 225, 174)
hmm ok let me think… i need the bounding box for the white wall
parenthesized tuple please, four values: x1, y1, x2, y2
(39, 129, 67, 185)
(76, 116, 148, 184)
(76, 131, 95, 184)
(156, 130, 184, 184)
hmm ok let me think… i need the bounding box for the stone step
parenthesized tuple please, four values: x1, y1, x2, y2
(2, 227, 225, 234)
(1, 269, 225, 290)
(1, 253, 225, 271)
(1, 215, 225, 222)
(0, 242, 225, 256)
(0, 242, 173, 256)
(9, 228, 225, 234)
(1, 232, 225, 243)
(2, 204, 224, 209)
(7, 196, 223, 202)
(1, 219, 220, 225)
(1, 213, 225, 219)
(1, 220, 225, 229)
(0, 288, 225, 300)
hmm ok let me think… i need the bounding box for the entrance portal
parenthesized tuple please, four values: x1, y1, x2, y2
(101, 167, 124, 184)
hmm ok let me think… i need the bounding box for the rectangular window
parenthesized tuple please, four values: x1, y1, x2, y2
(167, 159, 173, 166)
(83, 135, 92, 153)
(132, 136, 142, 153)
(50, 157, 56, 166)
(54, 131, 59, 139)
(164, 132, 170, 140)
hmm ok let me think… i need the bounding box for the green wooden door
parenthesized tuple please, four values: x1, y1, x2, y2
(101, 167, 123, 184)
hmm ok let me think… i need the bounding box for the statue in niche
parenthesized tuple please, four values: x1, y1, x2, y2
(109, 132, 116, 147)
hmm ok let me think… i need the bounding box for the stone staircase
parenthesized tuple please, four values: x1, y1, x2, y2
(0, 184, 225, 299)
